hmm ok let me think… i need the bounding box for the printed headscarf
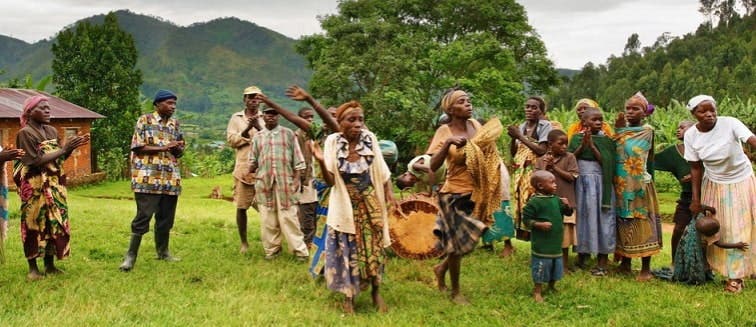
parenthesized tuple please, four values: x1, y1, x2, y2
(440, 90, 467, 114)
(20, 95, 49, 128)
(573, 98, 599, 111)
(628, 91, 655, 116)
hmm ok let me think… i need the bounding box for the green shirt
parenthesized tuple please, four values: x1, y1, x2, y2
(655, 144, 692, 201)
(523, 194, 572, 258)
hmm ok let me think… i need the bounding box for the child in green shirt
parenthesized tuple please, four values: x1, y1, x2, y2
(523, 170, 573, 302)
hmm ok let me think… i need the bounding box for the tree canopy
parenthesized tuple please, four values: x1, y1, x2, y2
(52, 12, 143, 175)
(297, 0, 559, 161)
(552, 10, 755, 111)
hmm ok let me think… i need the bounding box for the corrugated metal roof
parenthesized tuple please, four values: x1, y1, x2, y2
(0, 88, 105, 119)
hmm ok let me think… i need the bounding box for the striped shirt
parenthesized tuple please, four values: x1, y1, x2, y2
(249, 125, 305, 209)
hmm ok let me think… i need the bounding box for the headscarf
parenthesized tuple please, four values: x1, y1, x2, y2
(628, 91, 654, 116)
(20, 95, 49, 128)
(440, 90, 467, 114)
(335, 101, 362, 123)
(573, 98, 599, 111)
(686, 95, 716, 111)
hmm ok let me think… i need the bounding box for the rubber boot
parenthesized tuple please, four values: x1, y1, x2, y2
(119, 234, 142, 272)
(155, 231, 180, 262)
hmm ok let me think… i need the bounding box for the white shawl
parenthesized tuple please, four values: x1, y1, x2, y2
(323, 130, 392, 247)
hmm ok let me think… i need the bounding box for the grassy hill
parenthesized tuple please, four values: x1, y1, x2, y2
(0, 175, 752, 325)
(0, 10, 311, 134)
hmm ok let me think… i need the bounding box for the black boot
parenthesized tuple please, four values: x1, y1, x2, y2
(119, 234, 142, 272)
(155, 231, 180, 262)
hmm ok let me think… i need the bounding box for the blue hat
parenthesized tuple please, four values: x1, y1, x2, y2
(153, 89, 177, 105)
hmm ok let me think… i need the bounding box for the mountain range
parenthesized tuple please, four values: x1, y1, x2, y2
(0, 10, 311, 128)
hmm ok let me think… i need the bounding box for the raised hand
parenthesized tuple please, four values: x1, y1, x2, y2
(64, 134, 90, 152)
(507, 125, 523, 139)
(285, 85, 310, 102)
(614, 112, 626, 128)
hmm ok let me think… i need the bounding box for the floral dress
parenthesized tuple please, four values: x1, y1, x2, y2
(324, 133, 385, 297)
(613, 125, 661, 258)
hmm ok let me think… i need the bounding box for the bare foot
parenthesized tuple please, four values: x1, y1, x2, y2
(45, 266, 65, 275)
(451, 293, 470, 305)
(615, 265, 633, 275)
(636, 271, 654, 282)
(239, 243, 249, 254)
(342, 298, 355, 314)
(499, 245, 514, 258)
(433, 264, 447, 292)
(533, 292, 544, 303)
(372, 294, 388, 313)
(26, 271, 44, 281)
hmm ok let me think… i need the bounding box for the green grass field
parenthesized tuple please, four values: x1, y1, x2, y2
(0, 175, 752, 326)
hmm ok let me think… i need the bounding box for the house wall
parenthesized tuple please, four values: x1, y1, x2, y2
(0, 118, 95, 184)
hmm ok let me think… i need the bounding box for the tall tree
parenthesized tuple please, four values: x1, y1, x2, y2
(52, 12, 142, 175)
(297, 0, 558, 161)
(700, 0, 718, 25)
(623, 33, 641, 55)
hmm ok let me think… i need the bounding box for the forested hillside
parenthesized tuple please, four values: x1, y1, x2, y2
(0, 10, 311, 131)
(553, 12, 755, 110)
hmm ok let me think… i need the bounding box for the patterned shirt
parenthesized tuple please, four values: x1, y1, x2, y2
(130, 112, 183, 195)
(249, 125, 305, 209)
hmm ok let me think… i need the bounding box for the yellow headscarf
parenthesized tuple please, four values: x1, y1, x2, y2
(573, 98, 599, 111)
(440, 90, 467, 114)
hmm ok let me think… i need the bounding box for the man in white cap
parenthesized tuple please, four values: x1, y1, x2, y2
(226, 86, 265, 254)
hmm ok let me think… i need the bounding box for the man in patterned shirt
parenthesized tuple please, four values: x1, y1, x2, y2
(119, 89, 185, 271)
(249, 106, 308, 261)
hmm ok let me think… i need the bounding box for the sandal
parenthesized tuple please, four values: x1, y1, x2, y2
(724, 280, 743, 293)
(590, 267, 608, 277)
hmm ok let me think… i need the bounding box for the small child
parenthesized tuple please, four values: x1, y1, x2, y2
(523, 170, 573, 303)
(567, 108, 616, 275)
(535, 129, 578, 272)
(696, 210, 749, 251)
(667, 206, 750, 286)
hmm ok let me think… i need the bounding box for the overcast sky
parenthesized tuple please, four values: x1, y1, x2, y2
(0, 0, 710, 69)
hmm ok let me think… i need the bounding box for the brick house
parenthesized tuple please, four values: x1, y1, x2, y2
(0, 88, 105, 186)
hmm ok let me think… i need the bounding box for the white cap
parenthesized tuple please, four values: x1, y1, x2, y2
(686, 95, 716, 111)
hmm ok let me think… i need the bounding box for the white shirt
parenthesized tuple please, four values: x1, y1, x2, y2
(684, 116, 754, 183)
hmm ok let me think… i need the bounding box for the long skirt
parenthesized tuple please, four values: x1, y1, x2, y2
(701, 175, 756, 279)
(324, 183, 384, 297)
(616, 182, 662, 258)
(575, 160, 616, 255)
(434, 193, 487, 255)
(482, 200, 515, 244)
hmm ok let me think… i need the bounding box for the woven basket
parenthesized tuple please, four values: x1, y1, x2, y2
(389, 194, 443, 260)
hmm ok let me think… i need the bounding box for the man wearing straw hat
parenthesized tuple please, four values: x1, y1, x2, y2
(226, 86, 265, 254)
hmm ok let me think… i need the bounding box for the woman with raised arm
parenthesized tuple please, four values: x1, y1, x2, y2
(311, 101, 394, 314)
